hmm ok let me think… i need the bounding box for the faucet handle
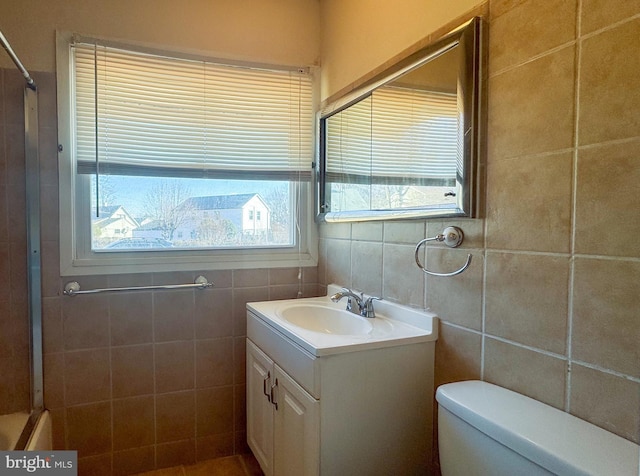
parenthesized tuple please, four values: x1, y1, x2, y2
(363, 296, 381, 318)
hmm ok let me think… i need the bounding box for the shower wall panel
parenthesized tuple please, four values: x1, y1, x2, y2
(0, 68, 31, 416)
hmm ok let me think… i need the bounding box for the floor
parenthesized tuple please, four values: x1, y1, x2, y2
(135, 453, 263, 476)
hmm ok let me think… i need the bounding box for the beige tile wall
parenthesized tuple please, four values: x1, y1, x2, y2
(3, 0, 639, 473)
(318, 0, 640, 460)
(41, 265, 318, 474)
(0, 66, 320, 474)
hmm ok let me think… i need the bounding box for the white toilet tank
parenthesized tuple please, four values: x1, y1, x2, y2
(436, 380, 640, 476)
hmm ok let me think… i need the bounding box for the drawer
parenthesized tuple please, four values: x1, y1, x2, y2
(247, 311, 320, 398)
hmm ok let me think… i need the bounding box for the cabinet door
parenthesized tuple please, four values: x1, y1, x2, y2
(247, 339, 275, 476)
(273, 364, 320, 476)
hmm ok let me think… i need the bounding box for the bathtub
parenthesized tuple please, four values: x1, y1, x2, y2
(0, 410, 51, 451)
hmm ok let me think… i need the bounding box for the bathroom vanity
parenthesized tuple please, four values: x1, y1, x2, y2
(246, 285, 438, 476)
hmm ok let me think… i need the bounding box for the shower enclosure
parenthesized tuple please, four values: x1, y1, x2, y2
(0, 30, 47, 451)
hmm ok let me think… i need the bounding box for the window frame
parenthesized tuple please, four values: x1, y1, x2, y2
(56, 31, 318, 276)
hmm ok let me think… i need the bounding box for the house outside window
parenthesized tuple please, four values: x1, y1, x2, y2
(56, 32, 318, 275)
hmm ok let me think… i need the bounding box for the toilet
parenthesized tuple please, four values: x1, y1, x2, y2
(436, 380, 640, 476)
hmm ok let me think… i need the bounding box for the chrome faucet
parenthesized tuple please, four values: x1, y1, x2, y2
(330, 288, 381, 318)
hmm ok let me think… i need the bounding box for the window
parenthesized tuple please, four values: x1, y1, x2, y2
(57, 32, 318, 275)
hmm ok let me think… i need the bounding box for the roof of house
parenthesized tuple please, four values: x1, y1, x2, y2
(92, 205, 140, 227)
(180, 194, 263, 210)
(96, 205, 123, 217)
(93, 217, 121, 229)
(135, 219, 163, 231)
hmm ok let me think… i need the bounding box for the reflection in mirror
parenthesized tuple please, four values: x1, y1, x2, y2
(318, 17, 484, 222)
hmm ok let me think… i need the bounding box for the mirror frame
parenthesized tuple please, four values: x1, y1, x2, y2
(316, 17, 485, 223)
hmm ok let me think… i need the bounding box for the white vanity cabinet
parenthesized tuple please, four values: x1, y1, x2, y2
(247, 339, 319, 476)
(246, 295, 437, 476)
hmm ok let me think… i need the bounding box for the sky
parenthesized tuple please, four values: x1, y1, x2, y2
(92, 175, 286, 217)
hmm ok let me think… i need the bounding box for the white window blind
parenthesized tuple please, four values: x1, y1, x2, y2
(325, 95, 373, 184)
(72, 42, 313, 181)
(325, 86, 459, 186)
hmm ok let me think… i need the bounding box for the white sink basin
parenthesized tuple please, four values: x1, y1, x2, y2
(278, 304, 373, 335)
(247, 284, 438, 356)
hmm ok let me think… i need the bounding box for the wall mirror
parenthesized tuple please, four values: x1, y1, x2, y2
(317, 17, 485, 222)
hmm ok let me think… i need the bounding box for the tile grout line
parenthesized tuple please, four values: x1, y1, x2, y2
(107, 286, 115, 472)
(192, 286, 199, 461)
(578, 10, 640, 42)
(488, 10, 640, 81)
(150, 288, 158, 469)
(484, 334, 569, 362)
(565, 0, 585, 414)
(238, 454, 252, 476)
(480, 245, 487, 381)
(571, 359, 640, 384)
(488, 39, 577, 79)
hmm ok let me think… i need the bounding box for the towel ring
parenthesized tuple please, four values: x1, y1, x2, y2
(414, 226, 472, 277)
